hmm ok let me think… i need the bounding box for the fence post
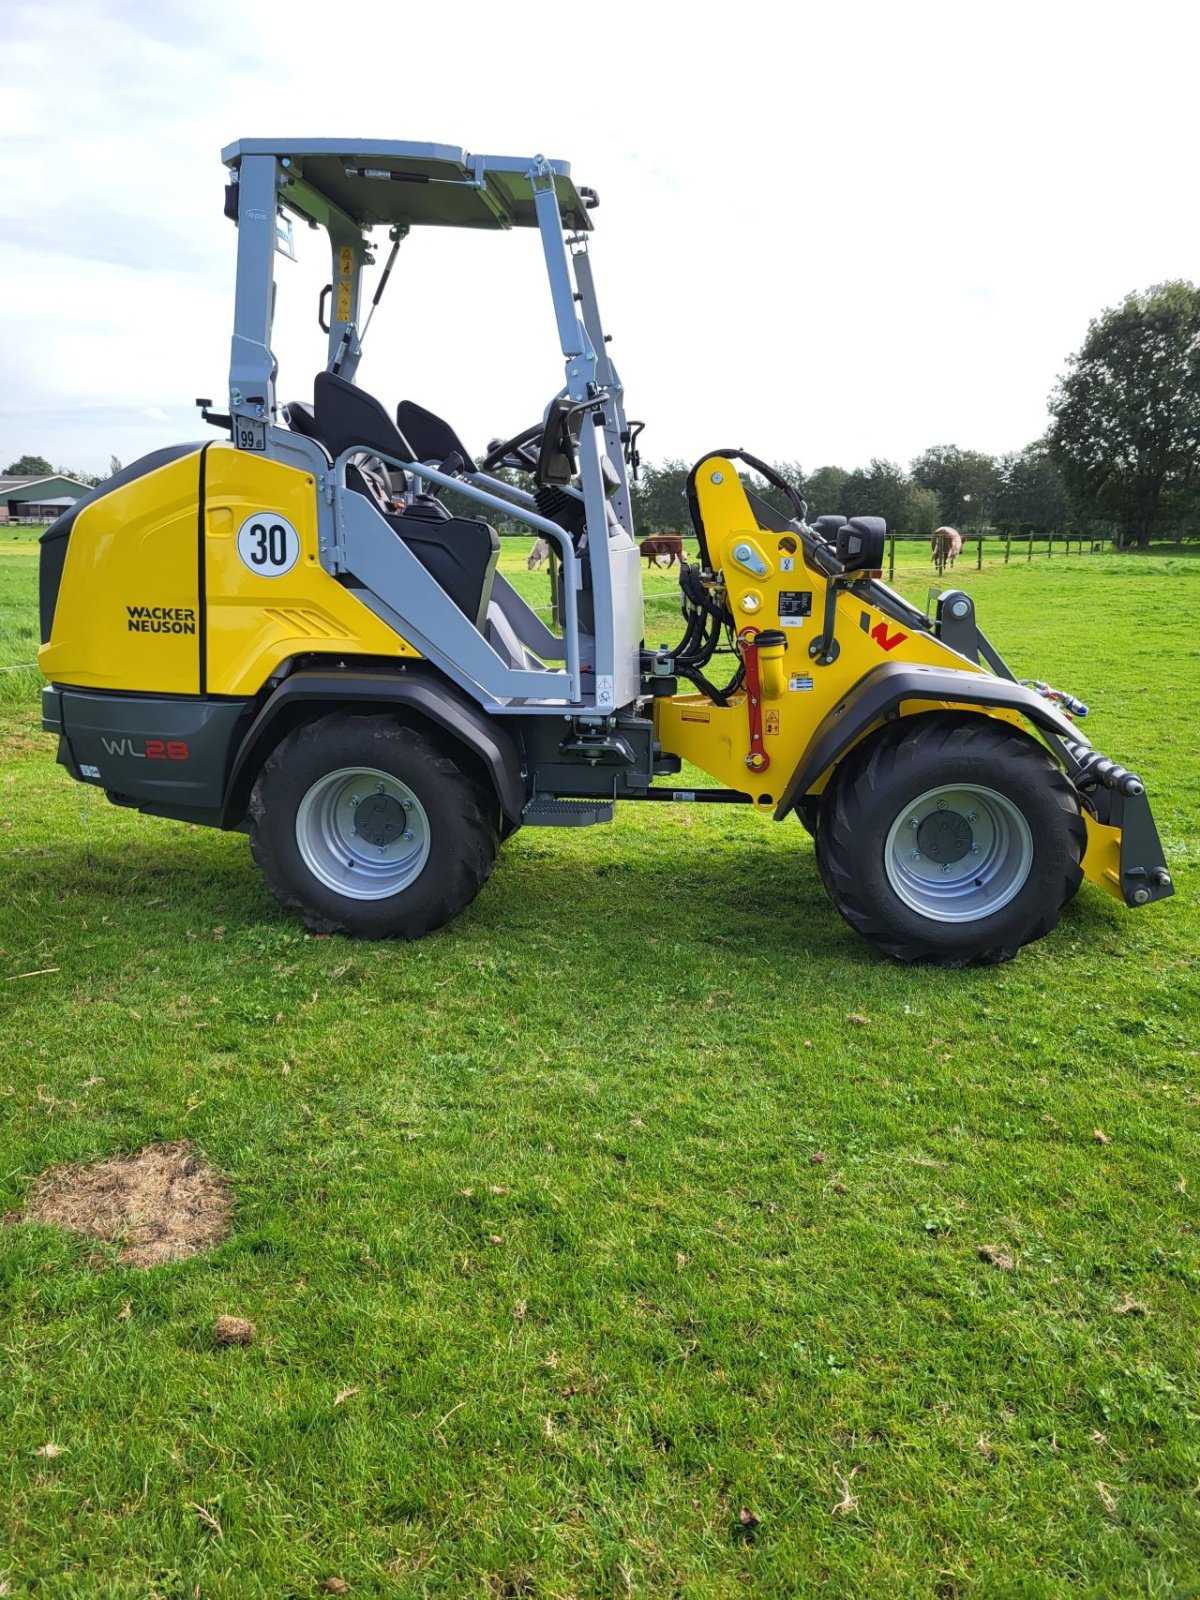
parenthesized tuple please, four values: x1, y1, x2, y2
(888, 531, 895, 582)
(977, 530, 983, 570)
(1047, 534, 1053, 559)
(1005, 532, 1011, 564)
(1027, 531, 1033, 562)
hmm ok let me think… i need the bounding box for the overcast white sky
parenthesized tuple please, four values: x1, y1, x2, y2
(2, 0, 1196, 479)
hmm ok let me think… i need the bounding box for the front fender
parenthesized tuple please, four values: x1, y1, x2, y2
(772, 661, 1081, 820)
(774, 661, 1173, 911)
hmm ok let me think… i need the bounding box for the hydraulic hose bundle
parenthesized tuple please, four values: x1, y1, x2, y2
(670, 560, 744, 705)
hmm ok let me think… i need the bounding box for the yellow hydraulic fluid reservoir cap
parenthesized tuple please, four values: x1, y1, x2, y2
(740, 590, 762, 614)
(755, 629, 787, 699)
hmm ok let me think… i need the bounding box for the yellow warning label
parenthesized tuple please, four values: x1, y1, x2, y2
(765, 709, 780, 736)
(335, 247, 355, 324)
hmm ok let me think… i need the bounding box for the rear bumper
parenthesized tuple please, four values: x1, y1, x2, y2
(44, 684, 252, 824)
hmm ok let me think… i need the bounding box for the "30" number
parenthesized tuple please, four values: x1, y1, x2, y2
(246, 522, 289, 567)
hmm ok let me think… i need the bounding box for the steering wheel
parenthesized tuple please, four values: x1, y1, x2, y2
(482, 422, 543, 474)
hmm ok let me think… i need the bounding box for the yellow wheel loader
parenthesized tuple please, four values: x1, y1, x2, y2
(38, 139, 1173, 963)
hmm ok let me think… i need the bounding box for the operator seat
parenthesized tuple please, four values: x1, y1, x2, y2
(314, 372, 500, 633)
(282, 399, 328, 455)
(287, 391, 400, 506)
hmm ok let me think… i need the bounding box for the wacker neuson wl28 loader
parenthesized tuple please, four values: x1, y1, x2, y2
(38, 139, 1173, 963)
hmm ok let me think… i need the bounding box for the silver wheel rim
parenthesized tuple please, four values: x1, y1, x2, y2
(883, 783, 1033, 922)
(295, 766, 431, 900)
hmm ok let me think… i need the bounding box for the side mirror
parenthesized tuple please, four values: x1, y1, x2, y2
(837, 515, 886, 574)
(810, 514, 847, 546)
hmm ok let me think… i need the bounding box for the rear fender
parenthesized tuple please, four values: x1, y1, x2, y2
(221, 668, 526, 827)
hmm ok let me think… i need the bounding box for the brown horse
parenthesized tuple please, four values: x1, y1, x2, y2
(639, 534, 684, 568)
(932, 526, 964, 572)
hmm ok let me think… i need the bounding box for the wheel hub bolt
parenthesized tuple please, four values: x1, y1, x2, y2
(970, 843, 981, 855)
(401, 798, 412, 810)
(942, 863, 952, 874)
(966, 810, 978, 823)
(910, 849, 921, 860)
(349, 796, 360, 808)
(907, 817, 919, 829)
(376, 782, 386, 794)
(936, 799, 947, 811)
(402, 829, 414, 842)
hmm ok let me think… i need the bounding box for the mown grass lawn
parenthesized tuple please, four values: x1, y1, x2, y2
(1, 531, 1198, 1597)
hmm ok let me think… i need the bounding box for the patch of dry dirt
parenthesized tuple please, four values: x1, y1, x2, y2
(8, 1140, 231, 1267)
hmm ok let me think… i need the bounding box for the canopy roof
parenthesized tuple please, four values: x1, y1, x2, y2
(221, 139, 593, 233)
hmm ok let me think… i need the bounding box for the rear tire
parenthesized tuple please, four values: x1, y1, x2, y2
(815, 713, 1085, 965)
(248, 713, 498, 938)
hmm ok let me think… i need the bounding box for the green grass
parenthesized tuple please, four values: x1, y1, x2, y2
(1, 534, 1198, 1597)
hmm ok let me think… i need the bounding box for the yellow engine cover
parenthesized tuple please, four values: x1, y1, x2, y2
(202, 445, 419, 696)
(39, 450, 206, 694)
(39, 443, 419, 697)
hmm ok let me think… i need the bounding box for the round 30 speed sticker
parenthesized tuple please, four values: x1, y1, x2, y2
(236, 512, 301, 577)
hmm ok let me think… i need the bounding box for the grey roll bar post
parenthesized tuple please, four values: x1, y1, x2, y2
(273, 157, 373, 377)
(530, 156, 633, 713)
(570, 241, 634, 537)
(324, 219, 368, 379)
(228, 152, 373, 432)
(227, 153, 282, 446)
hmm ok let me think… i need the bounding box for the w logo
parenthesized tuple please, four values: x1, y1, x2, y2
(860, 613, 908, 653)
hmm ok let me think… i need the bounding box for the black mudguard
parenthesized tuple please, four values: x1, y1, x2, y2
(774, 661, 1173, 908)
(219, 668, 527, 828)
(773, 661, 1083, 819)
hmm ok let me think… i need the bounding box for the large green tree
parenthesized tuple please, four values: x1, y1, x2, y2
(841, 458, 936, 534)
(910, 445, 1000, 529)
(993, 440, 1070, 535)
(4, 454, 53, 476)
(803, 465, 850, 520)
(631, 459, 691, 534)
(1049, 281, 1200, 548)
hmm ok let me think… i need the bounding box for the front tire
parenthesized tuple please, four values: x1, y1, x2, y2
(815, 714, 1085, 965)
(248, 713, 498, 938)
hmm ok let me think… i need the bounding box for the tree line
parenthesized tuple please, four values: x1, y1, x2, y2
(9, 280, 1196, 551)
(4, 454, 122, 488)
(634, 280, 1200, 550)
(630, 443, 1071, 543)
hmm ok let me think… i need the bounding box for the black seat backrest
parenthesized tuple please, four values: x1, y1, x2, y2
(314, 372, 415, 465)
(283, 400, 332, 462)
(396, 400, 474, 470)
(284, 399, 320, 437)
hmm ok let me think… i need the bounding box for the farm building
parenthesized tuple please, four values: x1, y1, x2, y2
(0, 474, 91, 523)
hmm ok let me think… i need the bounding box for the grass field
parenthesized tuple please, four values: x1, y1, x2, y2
(1, 529, 1198, 1597)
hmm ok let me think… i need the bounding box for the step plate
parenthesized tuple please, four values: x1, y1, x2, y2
(522, 798, 614, 828)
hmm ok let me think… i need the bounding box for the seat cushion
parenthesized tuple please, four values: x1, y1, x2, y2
(384, 511, 499, 631)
